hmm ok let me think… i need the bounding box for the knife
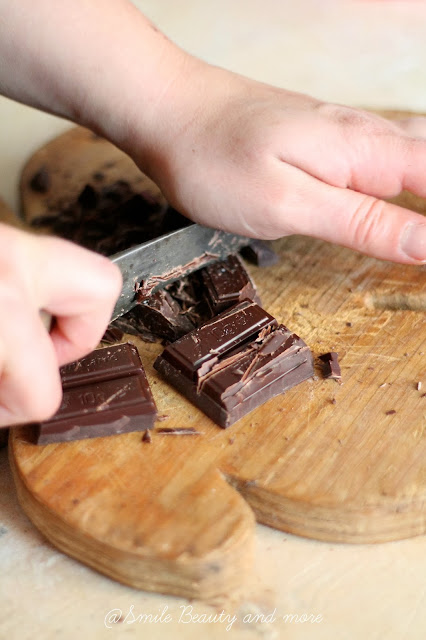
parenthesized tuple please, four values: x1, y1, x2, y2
(109, 224, 251, 321)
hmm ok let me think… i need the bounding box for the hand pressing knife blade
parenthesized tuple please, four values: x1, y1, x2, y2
(109, 224, 251, 321)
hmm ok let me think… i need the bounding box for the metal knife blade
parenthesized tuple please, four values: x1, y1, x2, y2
(109, 224, 251, 321)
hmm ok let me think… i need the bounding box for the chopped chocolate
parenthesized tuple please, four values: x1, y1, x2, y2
(131, 290, 196, 343)
(136, 252, 219, 302)
(29, 167, 50, 193)
(239, 239, 279, 267)
(154, 301, 314, 428)
(0, 428, 9, 449)
(319, 352, 341, 380)
(201, 254, 261, 314)
(30, 180, 170, 256)
(77, 184, 98, 209)
(385, 409, 397, 416)
(101, 326, 124, 345)
(111, 255, 261, 344)
(110, 314, 159, 343)
(34, 343, 157, 444)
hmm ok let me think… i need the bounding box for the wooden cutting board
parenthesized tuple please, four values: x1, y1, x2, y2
(7, 112, 426, 600)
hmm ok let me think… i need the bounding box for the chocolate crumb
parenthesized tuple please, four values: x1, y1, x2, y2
(330, 398, 337, 405)
(142, 429, 152, 443)
(385, 409, 397, 416)
(346, 322, 352, 327)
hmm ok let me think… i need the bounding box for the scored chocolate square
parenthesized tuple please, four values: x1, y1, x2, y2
(35, 343, 157, 444)
(154, 301, 314, 428)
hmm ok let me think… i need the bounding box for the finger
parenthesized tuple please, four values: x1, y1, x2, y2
(31, 234, 122, 366)
(267, 162, 426, 264)
(0, 296, 62, 427)
(279, 105, 426, 200)
(394, 116, 426, 139)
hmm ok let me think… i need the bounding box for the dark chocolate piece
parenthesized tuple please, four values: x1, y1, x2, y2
(154, 301, 313, 428)
(0, 428, 9, 449)
(35, 343, 157, 444)
(319, 352, 341, 380)
(385, 409, 397, 416)
(201, 254, 261, 314)
(101, 326, 124, 345)
(112, 255, 261, 344)
(29, 167, 50, 193)
(133, 289, 195, 342)
(239, 240, 279, 267)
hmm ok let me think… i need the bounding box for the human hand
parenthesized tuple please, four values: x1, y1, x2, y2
(135, 62, 426, 264)
(0, 224, 121, 427)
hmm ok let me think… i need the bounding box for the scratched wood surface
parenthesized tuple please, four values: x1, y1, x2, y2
(8, 113, 426, 599)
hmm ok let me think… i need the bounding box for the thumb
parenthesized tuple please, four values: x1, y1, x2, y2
(276, 164, 426, 263)
(31, 234, 122, 365)
(394, 116, 426, 139)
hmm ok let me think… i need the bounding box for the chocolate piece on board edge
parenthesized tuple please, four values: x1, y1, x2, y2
(154, 301, 314, 428)
(35, 343, 157, 444)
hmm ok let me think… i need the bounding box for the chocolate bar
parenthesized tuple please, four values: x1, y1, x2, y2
(30, 180, 178, 256)
(154, 301, 314, 427)
(35, 343, 157, 444)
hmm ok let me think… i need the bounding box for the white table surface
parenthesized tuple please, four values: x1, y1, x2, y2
(0, 2, 425, 639)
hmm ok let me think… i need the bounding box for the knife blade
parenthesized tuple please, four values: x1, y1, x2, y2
(109, 224, 251, 321)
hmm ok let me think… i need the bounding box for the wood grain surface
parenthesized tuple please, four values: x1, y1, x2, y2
(8, 112, 426, 599)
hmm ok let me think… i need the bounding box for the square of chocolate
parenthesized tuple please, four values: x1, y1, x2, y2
(35, 343, 157, 444)
(154, 301, 314, 428)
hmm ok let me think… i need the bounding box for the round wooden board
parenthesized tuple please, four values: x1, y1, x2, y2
(8, 112, 426, 598)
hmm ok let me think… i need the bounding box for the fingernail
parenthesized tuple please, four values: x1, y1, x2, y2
(400, 224, 426, 261)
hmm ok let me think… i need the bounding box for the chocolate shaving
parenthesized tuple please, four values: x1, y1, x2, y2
(156, 427, 201, 435)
